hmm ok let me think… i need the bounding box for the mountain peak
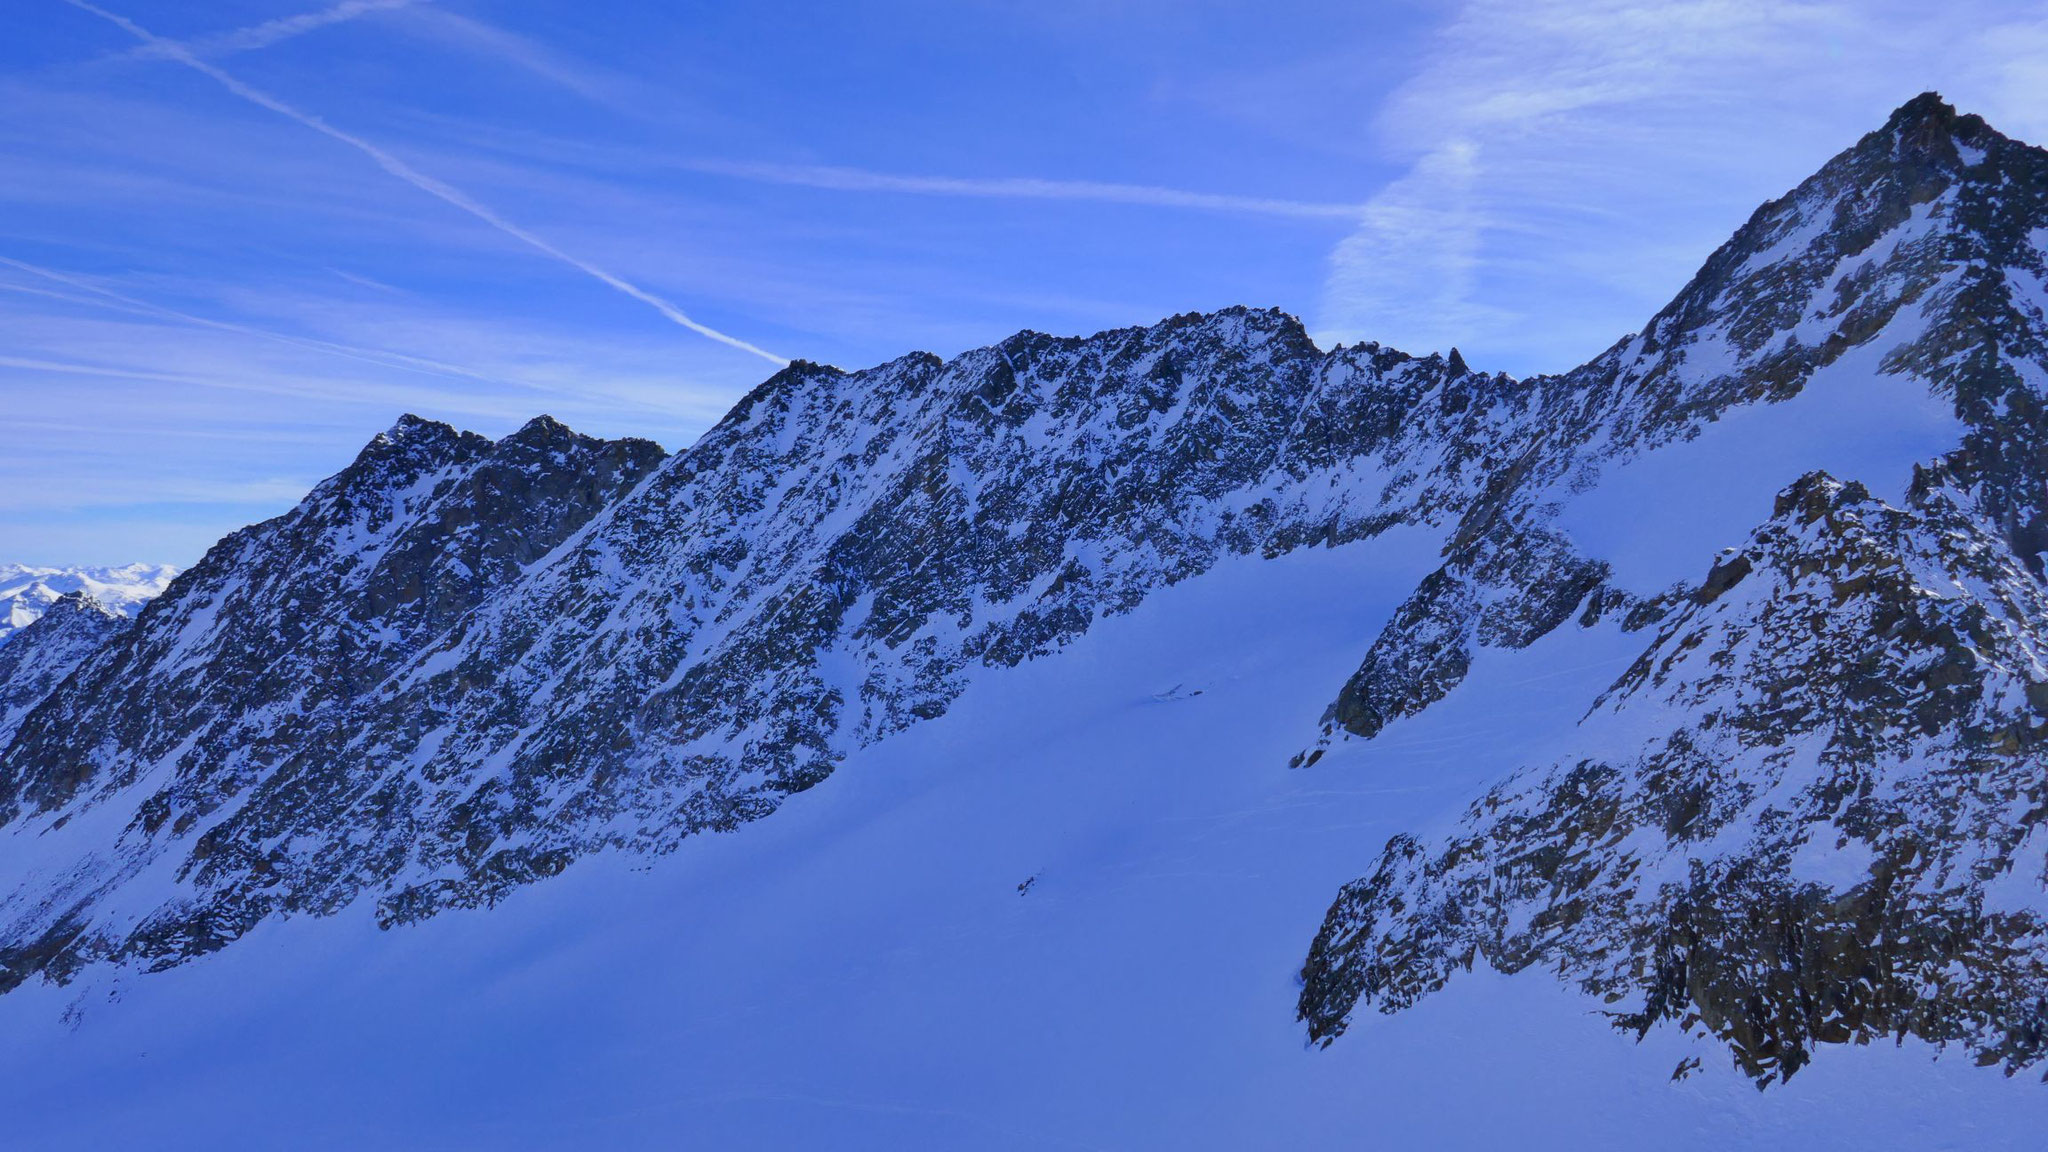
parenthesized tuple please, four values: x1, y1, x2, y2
(1885, 90, 1957, 131)
(499, 413, 582, 452)
(1620, 90, 2039, 405)
(331, 415, 489, 502)
(511, 413, 569, 435)
(380, 413, 457, 443)
(0, 586, 136, 749)
(1872, 90, 2001, 168)
(39, 589, 120, 621)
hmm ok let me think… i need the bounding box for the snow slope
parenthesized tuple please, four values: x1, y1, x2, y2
(0, 540, 2041, 1149)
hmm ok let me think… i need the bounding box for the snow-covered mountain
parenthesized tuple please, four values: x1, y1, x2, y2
(1297, 91, 2048, 1084)
(0, 564, 175, 644)
(2, 93, 2047, 1145)
(0, 594, 130, 751)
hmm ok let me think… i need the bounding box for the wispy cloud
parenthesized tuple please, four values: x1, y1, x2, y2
(0, 283, 761, 563)
(0, 254, 524, 388)
(394, 13, 1365, 224)
(66, 0, 789, 366)
(679, 157, 1369, 221)
(0, 260, 763, 444)
(1321, 140, 1487, 354)
(1962, 17, 2048, 143)
(0, 319, 518, 416)
(115, 0, 420, 62)
(1313, 0, 2048, 371)
(1317, 0, 1849, 366)
(395, 6, 637, 111)
(0, 352, 209, 385)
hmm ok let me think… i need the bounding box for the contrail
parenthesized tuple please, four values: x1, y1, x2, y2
(63, 0, 788, 366)
(681, 158, 1372, 221)
(0, 254, 531, 389)
(116, 0, 421, 61)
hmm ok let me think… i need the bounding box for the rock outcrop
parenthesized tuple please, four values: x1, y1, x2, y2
(1299, 94, 2048, 1083)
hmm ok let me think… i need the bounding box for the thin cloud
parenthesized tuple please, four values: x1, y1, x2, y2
(1317, 0, 1843, 365)
(0, 353, 213, 385)
(398, 6, 633, 110)
(398, 15, 1364, 223)
(1320, 139, 1489, 358)
(326, 267, 409, 295)
(0, 254, 530, 389)
(66, 0, 789, 367)
(0, 260, 743, 432)
(115, 0, 420, 62)
(1316, 0, 2048, 372)
(0, 355, 460, 446)
(0, 344, 510, 419)
(680, 157, 1370, 221)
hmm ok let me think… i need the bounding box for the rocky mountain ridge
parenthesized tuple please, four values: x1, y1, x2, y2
(1, 307, 1522, 982)
(2, 93, 2045, 1092)
(1298, 93, 2048, 1083)
(0, 594, 129, 751)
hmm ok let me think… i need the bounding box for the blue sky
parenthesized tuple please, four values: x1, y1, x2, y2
(6, 0, 2048, 566)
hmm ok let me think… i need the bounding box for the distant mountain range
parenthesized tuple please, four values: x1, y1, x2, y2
(0, 564, 176, 644)
(3, 93, 2047, 1141)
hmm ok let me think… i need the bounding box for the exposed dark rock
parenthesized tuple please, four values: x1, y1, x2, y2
(1311, 92, 2048, 761)
(1300, 472, 2048, 1083)
(0, 593, 129, 752)
(1299, 92, 2048, 1084)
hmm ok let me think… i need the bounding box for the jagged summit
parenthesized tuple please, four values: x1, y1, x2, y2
(1883, 90, 1997, 151)
(0, 291, 1530, 981)
(7, 590, 124, 638)
(43, 589, 116, 616)
(0, 412, 666, 827)
(376, 411, 465, 444)
(1890, 89, 1956, 122)
(505, 412, 571, 440)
